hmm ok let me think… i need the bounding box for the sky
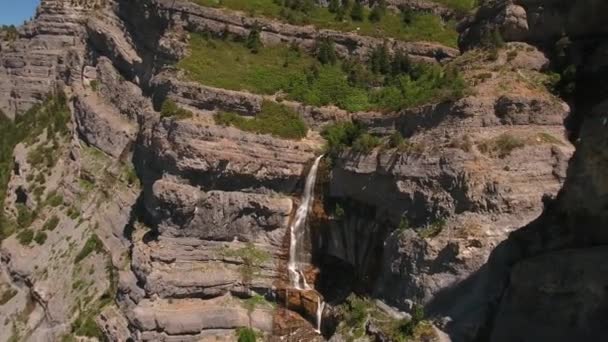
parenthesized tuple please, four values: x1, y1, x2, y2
(0, 0, 40, 26)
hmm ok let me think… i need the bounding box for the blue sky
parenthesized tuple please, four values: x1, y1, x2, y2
(0, 0, 40, 26)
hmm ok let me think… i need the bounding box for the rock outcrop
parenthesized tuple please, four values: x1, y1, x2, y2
(2, 0, 606, 341)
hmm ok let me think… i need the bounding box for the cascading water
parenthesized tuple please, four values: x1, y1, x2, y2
(287, 155, 325, 334)
(315, 296, 326, 334)
(288, 154, 323, 290)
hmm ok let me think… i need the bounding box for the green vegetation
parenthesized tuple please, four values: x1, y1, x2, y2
(192, 0, 459, 46)
(178, 34, 313, 95)
(478, 133, 526, 158)
(418, 218, 446, 238)
(398, 217, 410, 231)
(0, 287, 17, 305)
(236, 327, 257, 342)
(160, 99, 193, 120)
(321, 121, 365, 157)
(215, 101, 308, 139)
(16, 229, 34, 246)
(243, 294, 275, 313)
(89, 80, 99, 92)
(338, 295, 436, 341)
(16, 204, 34, 228)
(74, 234, 104, 264)
(352, 133, 381, 153)
(46, 191, 64, 207)
(0, 93, 70, 241)
(0, 25, 18, 41)
(430, 0, 478, 14)
(222, 243, 271, 282)
(180, 34, 465, 113)
(34, 231, 48, 245)
(72, 314, 104, 340)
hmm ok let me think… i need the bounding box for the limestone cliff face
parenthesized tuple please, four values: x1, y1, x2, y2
(0, 0, 605, 341)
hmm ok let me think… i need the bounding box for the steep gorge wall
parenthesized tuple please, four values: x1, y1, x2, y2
(0, 0, 605, 341)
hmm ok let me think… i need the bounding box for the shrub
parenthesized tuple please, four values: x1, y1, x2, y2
(90, 80, 99, 92)
(398, 217, 410, 231)
(17, 229, 34, 246)
(16, 204, 34, 228)
(352, 133, 381, 154)
(43, 215, 60, 231)
(237, 327, 257, 342)
(73, 315, 103, 339)
(388, 131, 405, 148)
(321, 121, 363, 157)
(74, 234, 104, 264)
(418, 218, 446, 238)
(399, 304, 425, 336)
(214, 101, 308, 140)
(34, 231, 48, 245)
(478, 134, 525, 158)
(46, 191, 64, 207)
(160, 99, 193, 120)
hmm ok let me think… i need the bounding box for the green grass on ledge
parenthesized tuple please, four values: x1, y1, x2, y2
(178, 35, 315, 94)
(191, 0, 459, 47)
(178, 34, 466, 113)
(215, 101, 309, 140)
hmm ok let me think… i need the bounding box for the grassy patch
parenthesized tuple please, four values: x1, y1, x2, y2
(221, 243, 271, 283)
(192, 0, 458, 46)
(236, 327, 257, 342)
(478, 134, 526, 158)
(215, 101, 308, 139)
(418, 218, 446, 239)
(178, 34, 313, 95)
(74, 234, 104, 264)
(160, 99, 193, 120)
(180, 34, 466, 113)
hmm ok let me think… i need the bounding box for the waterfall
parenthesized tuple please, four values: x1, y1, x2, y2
(288, 155, 323, 290)
(287, 155, 325, 334)
(315, 296, 326, 334)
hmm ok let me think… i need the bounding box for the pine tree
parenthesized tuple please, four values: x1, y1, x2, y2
(246, 23, 262, 53)
(328, 0, 341, 13)
(391, 49, 411, 76)
(370, 44, 390, 74)
(350, 0, 364, 21)
(316, 37, 337, 65)
(368, 0, 386, 22)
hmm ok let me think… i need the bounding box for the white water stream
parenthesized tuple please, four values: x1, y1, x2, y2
(287, 155, 325, 334)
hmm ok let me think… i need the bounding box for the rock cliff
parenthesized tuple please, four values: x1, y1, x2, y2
(0, 0, 605, 341)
